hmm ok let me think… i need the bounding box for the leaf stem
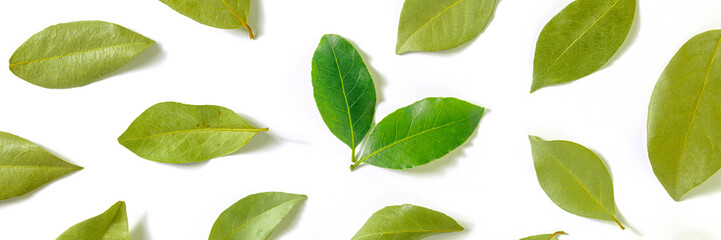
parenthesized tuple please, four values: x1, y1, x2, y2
(350, 157, 364, 171)
(244, 24, 255, 39)
(549, 231, 566, 240)
(351, 148, 357, 163)
(613, 217, 625, 230)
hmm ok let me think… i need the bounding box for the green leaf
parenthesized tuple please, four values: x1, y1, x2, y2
(57, 201, 129, 240)
(647, 30, 721, 201)
(118, 102, 268, 164)
(352, 97, 483, 170)
(520, 231, 566, 240)
(209, 192, 306, 240)
(531, 0, 635, 92)
(351, 204, 463, 240)
(396, 0, 496, 54)
(9, 21, 154, 89)
(160, 0, 255, 39)
(528, 136, 624, 229)
(0, 131, 82, 200)
(311, 34, 376, 162)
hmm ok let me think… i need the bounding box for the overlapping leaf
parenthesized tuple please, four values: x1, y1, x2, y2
(209, 192, 306, 240)
(351, 204, 463, 240)
(520, 231, 565, 240)
(56, 201, 129, 240)
(161, 0, 255, 39)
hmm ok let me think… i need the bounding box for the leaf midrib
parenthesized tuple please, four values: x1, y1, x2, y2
(398, 0, 467, 50)
(355, 228, 461, 239)
(9, 42, 148, 67)
(219, 0, 248, 26)
(118, 128, 267, 141)
(98, 203, 124, 240)
(328, 39, 356, 149)
(0, 165, 78, 170)
(220, 197, 303, 240)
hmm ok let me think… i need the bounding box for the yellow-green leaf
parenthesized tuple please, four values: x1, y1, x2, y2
(520, 231, 566, 240)
(56, 201, 129, 240)
(209, 192, 306, 240)
(160, 0, 255, 39)
(351, 204, 463, 240)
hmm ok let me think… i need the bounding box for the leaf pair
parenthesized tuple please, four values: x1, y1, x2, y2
(529, 136, 624, 229)
(160, 0, 255, 39)
(311, 34, 484, 171)
(352, 204, 463, 240)
(531, 0, 636, 92)
(9, 21, 154, 89)
(57, 201, 129, 240)
(118, 102, 268, 164)
(521, 231, 566, 240)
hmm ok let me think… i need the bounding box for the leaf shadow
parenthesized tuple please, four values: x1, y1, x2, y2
(602, 0, 641, 70)
(266, 197, 306, 240)
(680, 169, 721, 200)
(227, 0, 264, 39)
(348, 38, 387, 107)
(109, 43, 165, 77)
(130, 213, 150, 240)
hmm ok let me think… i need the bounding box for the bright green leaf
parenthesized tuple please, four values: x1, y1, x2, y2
(396, 0, 496, 54)
(0, 131, 82, 200)
(209, 192, 306, 240)
(352, 97, 483, 170)
(312, 34, 376, 162)
(351, 204, 463, 240)
(531, 0, 635, 92)
(118, 102, 268, 164)
(57, 201, 129, 240)
(648, 30, 721, 201)
(520, 231, 566, 240)
(9, 21, 154, 89)
(528, 136, 624, 229)
(160, 0, 255, 39)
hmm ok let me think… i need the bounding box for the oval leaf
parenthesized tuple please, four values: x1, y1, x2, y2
(312, 34, 376, 158)
(351, 204, 463, 240)
(520, 231, 566, 240)
(57, 201, 128, 240)
(209, 192, 306, 240)
(9, 21, 154, 89)
(118, 102, 268, 164)
(528, 136, 624, 229)
(352, 97, 483, 170)
(396, 0, 496, 54)
(0, 131, 82, 200)
(531, 0, 635, 92)
(648, 30, 721, 201)
(161, 0, 254, 39)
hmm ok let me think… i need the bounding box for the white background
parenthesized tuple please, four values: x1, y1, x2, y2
(1, 0, 720, 239)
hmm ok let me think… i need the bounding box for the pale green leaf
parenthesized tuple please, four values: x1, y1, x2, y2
(531, 0, 635, 92)
(396, 0, 496, 54)
(160, 0, 254, 39)
(209, 192, 306, 240)
(520, 231, 566, 240)
(351, 204, 463, 240)
(0, 131, 82, 200)
(312, 34, 376, 161)
(118, 102, 268, 164)
(57, 201, 129, 240)
(528, 136, 624, 229)
(352, 97, 483, 170)
(9, 21, 154, 89)
(648, 30, 721, 201)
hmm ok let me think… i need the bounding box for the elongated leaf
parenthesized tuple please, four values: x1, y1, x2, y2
(161, 0, 255, 39)
(57, 201, 128, 240)
(531, 0, 635, 92)
(351, 204, 463, 240)
(648, 30, 721, 201)
(528, 136, 624, 229)
(0, 131, 82, 200)
(118, 102, 268, 164)
(9, 21, 154, 89)
(312, 34, 376, 160)
(520, 231, 566, 240)
(396, 0, 496, 54)
(209, 192, 306, 240)
(352, 97, 483, 170)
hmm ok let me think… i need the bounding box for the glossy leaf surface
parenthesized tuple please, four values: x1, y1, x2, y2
(57, 201, 128, 240)
(531, 0, 635, 92)
(161, 0, 254, 38)
(648, 30, 721, 201)
(520, 231, 566, 240)
(354, 97, 483, 170)
(396, 0, 496, 54)
(209, 192, 306, 240)
(529, 136, 624, 229)
(312, 34, 376, 152)
(118, 102, 268, 164)
(351, 204, 463, 240)
(9, 21, 154, 89)
(0, 131, 82, 200)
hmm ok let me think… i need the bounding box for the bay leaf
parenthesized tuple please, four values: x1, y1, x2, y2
(0, 131, 82, 200)
(161, 0, 255, 39)
(531, 0, 635, 92)
(118, 102, 268, 164)
(528, 136, 624, 229)
(9, 21, 154, 89)
(351, 97, 483, 170)
(396, 0, 496, 54)
(351, 204, 463, 240)
(312, 34, 376, 162)
(520, 231, 566, 240)
(647, 30, 721, 201)
(209, 192, 306, 240)
(56, 201, 128, 240)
